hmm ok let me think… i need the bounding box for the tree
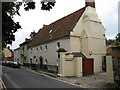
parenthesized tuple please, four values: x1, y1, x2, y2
(106, 38, 115, 46)
(106, 33, 120, 46)
(2, 52, 5, 60)
(2, 2, 22, 48)
(2, 1, 56, 48)
(115, 33, 120, 46)
(41, 1, 55, 11)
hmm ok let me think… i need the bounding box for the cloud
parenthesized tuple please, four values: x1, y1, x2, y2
(11, 0, 119, 49)
(95, 0, 119, 39)
(118, 1, 120, 33)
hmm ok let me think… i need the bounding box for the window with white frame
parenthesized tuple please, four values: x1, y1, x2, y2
(36, 47, 38, 51)
(57, 42, 61, 49)
(30, 48, 32, 53)
(45, 45, 48, 51)
(40, 46, 42, 51)
(49, 29, 53, 33)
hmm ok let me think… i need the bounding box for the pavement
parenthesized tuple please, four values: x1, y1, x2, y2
(57, 72, 107, 88)
(22, 66, 108, 89)
(40, 71, 108, 88)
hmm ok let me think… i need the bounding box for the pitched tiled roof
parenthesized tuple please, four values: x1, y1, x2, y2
(14, 47, 20, 51)
(20, 39, 31, 46)
(28, 7, 85, 47)
(66, 52, 87, 59)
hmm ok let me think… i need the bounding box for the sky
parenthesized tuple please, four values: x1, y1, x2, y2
(119, 1, 120, 33)
(9, 0, 119, 50)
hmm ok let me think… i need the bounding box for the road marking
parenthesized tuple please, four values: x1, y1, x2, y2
(0, 79, 7, 90)
(26, 68, 86, 88)
(2, 73, 20, 88)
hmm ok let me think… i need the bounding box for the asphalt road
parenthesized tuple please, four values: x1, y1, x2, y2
(2, 66, 86, 89)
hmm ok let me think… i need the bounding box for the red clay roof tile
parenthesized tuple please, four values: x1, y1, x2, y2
(28, 7, 85, 47)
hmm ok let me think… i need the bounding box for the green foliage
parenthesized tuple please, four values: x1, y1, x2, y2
(3, 2, 22, 17)
(106, 38, 115, 45)
(41, 2, 56, 11)
(2, 2, 22, 48)
(2, 52, 5, 60)
(24, 2, 36, 11)
(115, 33, 120, 46)
(106, 33, 120, 46)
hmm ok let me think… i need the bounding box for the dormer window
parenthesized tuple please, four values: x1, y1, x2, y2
(54, 25, 60, 32)
(58, 25, 60, 28)
(49, 30, 53, 33)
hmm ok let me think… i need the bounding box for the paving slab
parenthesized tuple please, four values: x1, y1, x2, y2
(56, 73, 107, 88)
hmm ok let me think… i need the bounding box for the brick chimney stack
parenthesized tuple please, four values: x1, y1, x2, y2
(85, 0, 95, 8)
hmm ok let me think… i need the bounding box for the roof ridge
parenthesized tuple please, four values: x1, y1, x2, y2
(48, 7, 86, 26)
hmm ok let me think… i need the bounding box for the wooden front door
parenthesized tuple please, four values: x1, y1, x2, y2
(83, 58, 94, 76)
(39, 57, 43, 68)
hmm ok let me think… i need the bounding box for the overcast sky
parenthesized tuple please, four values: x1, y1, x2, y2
(119, 1, 120, 33)
(9, 0, 119, 49)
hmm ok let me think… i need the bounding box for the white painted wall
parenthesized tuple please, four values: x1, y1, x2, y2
(19, 47, 24, 65)
(27, 6, 106, 73)
(70, 36, 81, 52)
(106, 56, 114, 84)
(70, 6, 106, 73)
(23, 45, 29, 63)
(28, 37, 70, 66)
(3, 48, 11, 58)
(14, 49, 20, 63)
(58, 52, 83, 77)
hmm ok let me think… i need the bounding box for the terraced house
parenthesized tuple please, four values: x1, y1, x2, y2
(14, 31, 36, 65)
(3, 46, 14, 61)
(14, 47, 20, 63)
(27, 0, 106, 74)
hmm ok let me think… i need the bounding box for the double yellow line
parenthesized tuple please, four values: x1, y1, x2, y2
(0, 79, 7, 90)
(26, 68, 86, 88)
(1, 66, 86, 89)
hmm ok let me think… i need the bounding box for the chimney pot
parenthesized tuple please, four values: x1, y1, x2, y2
(33, 30, 35, 32)
(43, 24, 47, 28)
(85, 0, 95, 8)
(25, 38, 28, 41)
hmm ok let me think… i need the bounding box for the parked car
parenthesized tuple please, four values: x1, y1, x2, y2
(5, 61, 12, 67)
(1, 61, 6, 65)
(10, 61, 20, 68)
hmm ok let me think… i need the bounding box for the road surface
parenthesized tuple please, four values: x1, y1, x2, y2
(2, 66, 87, 89)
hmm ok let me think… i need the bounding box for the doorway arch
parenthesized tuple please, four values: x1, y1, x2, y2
(39, 56, 43, 69)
